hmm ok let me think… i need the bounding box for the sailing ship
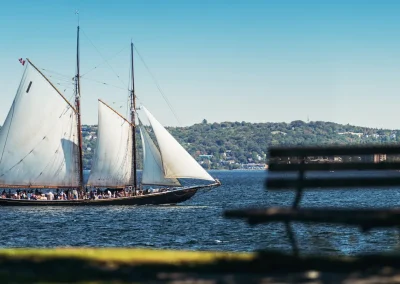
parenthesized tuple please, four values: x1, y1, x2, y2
(0, 26, 220, 206)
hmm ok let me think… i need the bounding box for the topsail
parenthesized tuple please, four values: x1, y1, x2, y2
(0, 61, 80, 187)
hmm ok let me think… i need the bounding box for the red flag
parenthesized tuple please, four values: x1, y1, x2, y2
(18, 58, 25, 66)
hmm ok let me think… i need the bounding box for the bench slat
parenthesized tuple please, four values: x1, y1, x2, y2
(269, 145, 400, 157)
(266, 177, 400, 189)
(269, 162, 400, 171)
(224, 207, 400, 229)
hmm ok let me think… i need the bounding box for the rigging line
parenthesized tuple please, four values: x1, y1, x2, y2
(55, 85, 74, 91)
(34, 139, 63, 182)
(46, 73, 74, 81)
(52, 81, 75, 87)
(67, 93, 75, 105)
(132, 44, 182, 126)
(42, 71, 75, 89)
(0, 104, 75, 178)
(47, 75, 74, 84)
(128, 62, 143, 116)
(41, 68, 72, 79)
(52, 80, 74, 87)
(81, 28, 127, 87)
(42, 75, 75, 88)
(80, 77, 128, 91)
(48, 77, 73, 85)
(81, 45, 129, 77)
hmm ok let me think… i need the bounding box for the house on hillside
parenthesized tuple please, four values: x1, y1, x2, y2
(199, 155, 213, 159)
(374, 154, 387, 163)
(338, 132, 363, 138)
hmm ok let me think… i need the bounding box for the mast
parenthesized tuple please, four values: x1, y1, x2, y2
(130, 42, 137, 191)
(75, 24, 84, 191)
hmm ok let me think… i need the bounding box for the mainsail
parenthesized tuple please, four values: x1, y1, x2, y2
(0, 60, 80, 187)
(141, 106, 215, 182)
(87, 100, 133, 187)
(139, 124, 181, 186)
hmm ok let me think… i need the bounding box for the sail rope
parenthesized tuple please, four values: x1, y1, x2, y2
(81, 28, 128, 88)
(40, 68, 72, 80)
(39, 36, 182, 128)
(33, 101, 77, 184)
(80, 77, 127, 90)
(41, 67, 130, 93)
(132, 44, 182, 126)
(36, 138, 65, 182)
(81, 45, 128, 77)
(40, 68, 76, 96)
(0, 103, 76, 184)
(48, 76, 73, 85)
(53, 79, 73, 86)
(0, 62, 79, 186)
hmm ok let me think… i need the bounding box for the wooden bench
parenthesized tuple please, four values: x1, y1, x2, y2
(224, 145, 400, 255)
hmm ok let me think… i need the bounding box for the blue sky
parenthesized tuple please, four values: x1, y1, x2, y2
(1, 0, 400, 128)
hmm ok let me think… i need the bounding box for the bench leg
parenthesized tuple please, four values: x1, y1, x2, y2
(285, 221, 299, 256)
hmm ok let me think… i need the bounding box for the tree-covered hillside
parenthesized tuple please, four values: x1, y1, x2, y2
(81, 120, 400, 170)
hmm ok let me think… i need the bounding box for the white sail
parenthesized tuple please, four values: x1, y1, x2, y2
(87, 100, 132, 187)
(141, 106, 215, 182)
(0, 61, 80, 187)
(139, 124, 181, 186)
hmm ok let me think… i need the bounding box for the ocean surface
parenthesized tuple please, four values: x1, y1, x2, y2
(1, 170, 400, 255)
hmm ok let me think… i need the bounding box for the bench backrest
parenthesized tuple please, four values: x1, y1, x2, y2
(267, 145, 400, 190)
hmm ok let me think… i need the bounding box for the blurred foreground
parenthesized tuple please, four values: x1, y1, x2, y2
(1, 248, 400, 283)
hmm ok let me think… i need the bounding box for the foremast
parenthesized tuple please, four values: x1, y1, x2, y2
(130, 42, 137, 191)
(75, 25, 84, 191)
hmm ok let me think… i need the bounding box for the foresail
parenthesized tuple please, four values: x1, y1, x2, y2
(141, 106, 215, 182)
(139, 125, 181, 186)
(87, 101, 132, 187)
(0, 61, 80, 187)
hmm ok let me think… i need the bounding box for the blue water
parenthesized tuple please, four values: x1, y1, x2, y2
(1, 170, 400, 255)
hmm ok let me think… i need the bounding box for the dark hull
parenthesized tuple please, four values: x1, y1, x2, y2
(0, 186, 206, 206)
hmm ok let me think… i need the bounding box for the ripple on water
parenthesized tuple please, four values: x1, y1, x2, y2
(2, 170, 400, 255)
